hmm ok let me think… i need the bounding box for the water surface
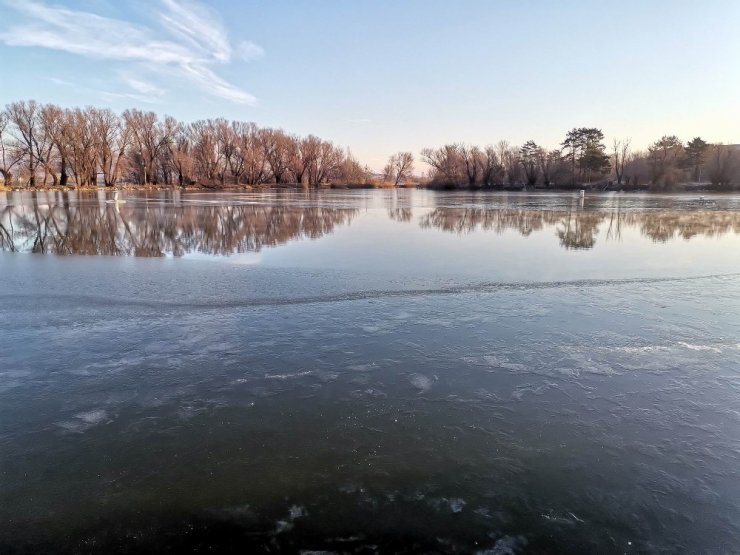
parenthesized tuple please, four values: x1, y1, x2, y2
(1, 190, 739, 553)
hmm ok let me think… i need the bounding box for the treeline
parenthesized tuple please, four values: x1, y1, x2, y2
(2, 100, 738, 190)
(418, 128, 740, 189)
(0, 100, 368, 188)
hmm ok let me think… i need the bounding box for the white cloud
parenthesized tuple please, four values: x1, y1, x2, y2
(48, 76, 74, 87)
(159, 0, 232, 63)
(0, 0, 263, 105)
(47, 76, 163, 105)
(122, 77, 166, 98)
(238, 41, 265, 62)
(99, 91, 163, 105)
(178, 62, 256, 104)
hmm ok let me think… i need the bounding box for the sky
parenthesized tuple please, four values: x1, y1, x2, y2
(0, 0, 738, 171)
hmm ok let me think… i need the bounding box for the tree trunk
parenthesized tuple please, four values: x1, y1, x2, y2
(60, 159, 68, 186)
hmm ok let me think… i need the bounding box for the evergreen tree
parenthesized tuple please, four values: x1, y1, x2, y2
(561, 127, 609, 184)
(682, 137, 708, 182)
(519, 140, 541, 186)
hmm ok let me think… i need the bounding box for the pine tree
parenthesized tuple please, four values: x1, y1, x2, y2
(519, 140, 541, 186)
(561, 128, 609, 184)
(682, 137, 708, 182)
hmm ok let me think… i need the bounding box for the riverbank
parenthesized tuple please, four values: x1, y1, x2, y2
(0, 182, 391, 193)
(1, 182, 738, 193)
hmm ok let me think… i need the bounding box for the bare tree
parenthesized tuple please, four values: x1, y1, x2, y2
(65, 108, 98, 187)
(497, 140, 523, 185)
(168, 122, 193, 187)
(707, 143, 740, 187)
(647, 135, 684, 188)
(260, 128, 293, 184)
(234, 122, 268, 185)
(537, 149, 561, 188)
(32, 105, 57, 186)
(501, 143, 522, 186)
(39, 104, 65, 186)
(291, 135, 320, 185)
(123, 109, 174, 184)
(0, 111, 23, 185)
(383, 152, 414, 186)
(612, 138, 631, 186)
(623, 150, 650, 187)
(7, 100, 43, 186)
(480, 146, 504, 188)
(91, 107, 129, 187)
(336, 149, 368, 184)
(40, 104, 72, 186)
(421, 144, 465, 186)
(460, 144, 484, 187)
(2, 98, 368, 190)
(311, 139, 344, 185)
(190, 119, 228, 187)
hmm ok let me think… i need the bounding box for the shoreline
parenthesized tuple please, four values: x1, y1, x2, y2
(1, 183, 738, 194)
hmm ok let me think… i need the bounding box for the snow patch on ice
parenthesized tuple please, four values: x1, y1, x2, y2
(265, 370, 313, 380)
(409, 373, 433, 392)
(56, 409, 110, 432)
(677, 341, 723, 353)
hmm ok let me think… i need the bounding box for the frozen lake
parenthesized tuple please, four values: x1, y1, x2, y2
(1, 189, 739, 553)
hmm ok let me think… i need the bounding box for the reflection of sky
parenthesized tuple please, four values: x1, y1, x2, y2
(2, 190, 740, 284)
(261, 206, 740, 282)
(183, 251, 262, 265)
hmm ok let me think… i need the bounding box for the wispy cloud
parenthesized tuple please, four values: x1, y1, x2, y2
(0, 0, 261, 104)
(99, 91, 164, 105)
(238, 41, 265, 62)
(48, 76, 74, 87)
(159, 0, 232, 63)
(47, 76, 163, 105)
(121, 77, 166, 98)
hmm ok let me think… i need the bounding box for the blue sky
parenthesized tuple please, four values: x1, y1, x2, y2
(0, 0, 738, 170)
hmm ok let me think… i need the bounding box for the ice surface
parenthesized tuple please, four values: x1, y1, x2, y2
(1, 190, 739, 553)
